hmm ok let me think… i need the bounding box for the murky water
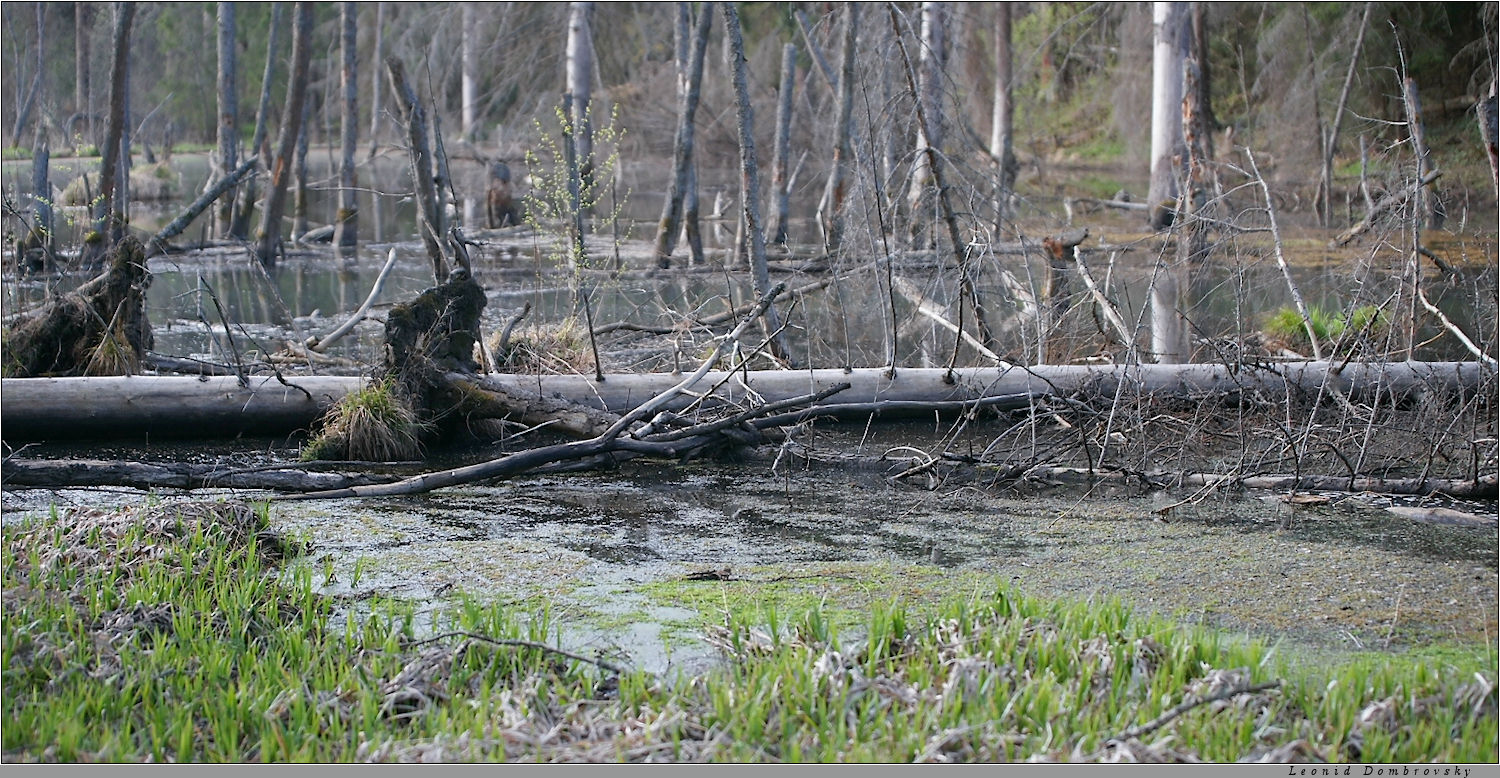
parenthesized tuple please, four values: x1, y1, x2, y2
(3, 429, 1495, 676)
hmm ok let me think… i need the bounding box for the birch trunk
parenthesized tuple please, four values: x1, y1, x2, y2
(653, 2, 712, 268)
(334, 1, 359, 254)
(213, 2, 237, 236)
(722, 2, 791, 365)
(1147, 2, 1188, 230)
(905, 2, 946, 218)
(769, 42, 797, 247)
(819, 3, 859, 253)
(566, 2, 595, 193)
(461, 2, 478, 142)
(255, 1, 315, 268)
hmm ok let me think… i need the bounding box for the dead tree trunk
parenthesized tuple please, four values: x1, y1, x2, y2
(905, 2, 946, 222)
(21, 135, 54, 269)
(334, 1, 359, 254)
(722, 2, 792, 365)
(385, 56, 447, 281)
(819, 3, 859, 254)
(1480, 75, 1498, 194)
(1402, 76, 1444, 230)
(769, 42, 797, 247)
(461, 2, 478, 142)
(10, 3, 45, 147)
(74, 2, 93, 149)
(990, 3, 1019, 229)
(148, 157, 256, 255)
(891, 4, 998, 360)
(566, 2, 596, 195)
(230, 2, 284, 240)
(291, 101, 312, 239)
(1314, 2, 1370, 227)
(255, 1, 315, 268)
(212, 2, 237, 235)
(93, 1, 135, 255)
(1147, 1, 1188, 230)
(367, 2, 384, 159)
(653, 2, 713, 269)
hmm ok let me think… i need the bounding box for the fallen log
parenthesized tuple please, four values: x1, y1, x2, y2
(0, 458, 402, 492)
(2, 361, 1488, 441)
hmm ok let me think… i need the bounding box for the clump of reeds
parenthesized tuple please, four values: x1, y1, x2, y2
(301, 379, 430, 462)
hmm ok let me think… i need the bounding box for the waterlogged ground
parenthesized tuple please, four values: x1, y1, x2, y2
(5, 436, 1494, 679)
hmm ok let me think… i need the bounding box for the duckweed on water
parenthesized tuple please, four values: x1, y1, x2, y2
(3, 500, 1494, 763)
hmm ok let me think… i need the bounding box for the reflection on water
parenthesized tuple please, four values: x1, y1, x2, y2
(3, 152, 1493, 367)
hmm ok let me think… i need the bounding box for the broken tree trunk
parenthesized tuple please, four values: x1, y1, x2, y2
(147, 157, 257, 255)
(386, 56, 448, 280)
(4, 361, 1488, 442)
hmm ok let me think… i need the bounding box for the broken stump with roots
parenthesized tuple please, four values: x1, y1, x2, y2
(2, 235, 153, 377)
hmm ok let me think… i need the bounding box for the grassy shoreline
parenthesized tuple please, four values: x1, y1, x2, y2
(3, 499, 1494, 763)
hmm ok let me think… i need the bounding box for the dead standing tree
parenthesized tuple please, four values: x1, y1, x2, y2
(769, 42, 797, 248)
(229, 2, 284, 241)
(990, 3, 1019, 229)
(386, 57, 448, 280)
(654, 2, 713, 269)
(566, 2, 596, 198)
(88, 1, 136, 264)
(889, 3, 999, 363)
(334, 1, 359, 255)
(1147, 1, 1188, 230)
(819, 3, 859, 254)
(211, 2, 238, 236)
(254, 1, 315, 268)
(722, 2, 793, 366)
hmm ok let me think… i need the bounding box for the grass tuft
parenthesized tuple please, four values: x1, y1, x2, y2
(300, 379, 430, 462)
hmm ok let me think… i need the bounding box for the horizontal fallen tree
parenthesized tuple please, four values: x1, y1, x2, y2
(2, 360, 1490, 442)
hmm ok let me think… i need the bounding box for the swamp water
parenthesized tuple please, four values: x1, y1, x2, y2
(4, 433, 1495, 678)
(2, 153, 1496, 678)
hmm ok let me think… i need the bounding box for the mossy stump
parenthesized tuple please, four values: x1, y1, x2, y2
(304, 269, 486, 461)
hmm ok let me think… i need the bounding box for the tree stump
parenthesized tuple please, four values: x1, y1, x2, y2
(2, 235, 152, 377)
